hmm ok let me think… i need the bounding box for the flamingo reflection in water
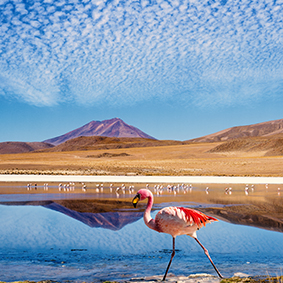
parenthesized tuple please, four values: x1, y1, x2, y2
(132, 189, 223, 281)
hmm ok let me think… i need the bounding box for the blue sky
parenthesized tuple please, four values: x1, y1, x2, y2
(0, 0, 283, 142)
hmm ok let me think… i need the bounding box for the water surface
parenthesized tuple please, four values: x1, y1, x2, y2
(0, 182, 282, 282)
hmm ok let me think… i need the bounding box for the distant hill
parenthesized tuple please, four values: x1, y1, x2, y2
(209, 134, 283, 156)
(190, 118, 283, 143)
(0, 142, 54, 154)
(44, 118, 156, 145)
(41, 136, 186, 152)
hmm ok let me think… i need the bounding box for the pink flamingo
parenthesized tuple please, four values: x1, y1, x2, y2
(132, 189, 223, 281)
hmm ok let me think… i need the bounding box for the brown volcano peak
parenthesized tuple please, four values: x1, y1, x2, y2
(43, 118, 156, 145)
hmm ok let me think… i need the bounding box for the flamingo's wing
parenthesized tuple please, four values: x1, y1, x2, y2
(154, 206, 217, 237)
(177, 207, 218, 228)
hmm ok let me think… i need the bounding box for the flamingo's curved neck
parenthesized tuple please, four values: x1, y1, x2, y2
(144, 192, 157, 231)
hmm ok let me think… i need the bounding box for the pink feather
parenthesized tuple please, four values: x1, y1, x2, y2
(177, 207, 218, 227)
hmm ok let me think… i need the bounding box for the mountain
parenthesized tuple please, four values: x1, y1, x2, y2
(0, 142, 54, 154)
(44, 118, 156, 145)
(190, 118, 283, 143)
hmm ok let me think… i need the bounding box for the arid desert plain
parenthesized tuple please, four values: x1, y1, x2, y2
(1, 141, 283, 177)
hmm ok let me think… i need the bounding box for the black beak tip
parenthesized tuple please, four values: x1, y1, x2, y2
(132, 193, 140, 208)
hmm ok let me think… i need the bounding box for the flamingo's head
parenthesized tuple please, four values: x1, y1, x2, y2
(132, 189, 152, 208)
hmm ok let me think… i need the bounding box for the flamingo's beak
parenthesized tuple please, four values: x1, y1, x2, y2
(132, 193, 140, 208)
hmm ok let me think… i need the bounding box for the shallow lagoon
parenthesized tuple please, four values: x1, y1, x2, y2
(0, 182, 282, 282)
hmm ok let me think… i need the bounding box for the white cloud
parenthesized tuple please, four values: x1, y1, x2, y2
(0, 0, 282, 107)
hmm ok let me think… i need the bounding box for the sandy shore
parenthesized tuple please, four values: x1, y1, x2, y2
(126, 273, 276, 282)
(1, 174, 283, 184)
(126, 273, 222, 282)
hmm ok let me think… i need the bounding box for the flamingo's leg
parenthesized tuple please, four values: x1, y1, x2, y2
(162, 237, 176, 281)
(194, 238, 223, 278)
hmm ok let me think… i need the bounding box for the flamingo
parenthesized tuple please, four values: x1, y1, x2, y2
(132, 189, 223, 281)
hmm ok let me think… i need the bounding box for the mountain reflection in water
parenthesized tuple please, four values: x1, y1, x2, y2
(44, 202, 143, 230)
(0, 199, 144, 231)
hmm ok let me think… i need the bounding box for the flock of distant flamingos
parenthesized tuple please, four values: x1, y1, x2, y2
(25, 182, 281, 196)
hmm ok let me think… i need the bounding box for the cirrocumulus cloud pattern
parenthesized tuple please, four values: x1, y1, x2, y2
(0, 0, 283, 107)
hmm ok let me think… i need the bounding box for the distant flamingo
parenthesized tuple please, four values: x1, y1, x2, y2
(132, 189, 223, 281)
